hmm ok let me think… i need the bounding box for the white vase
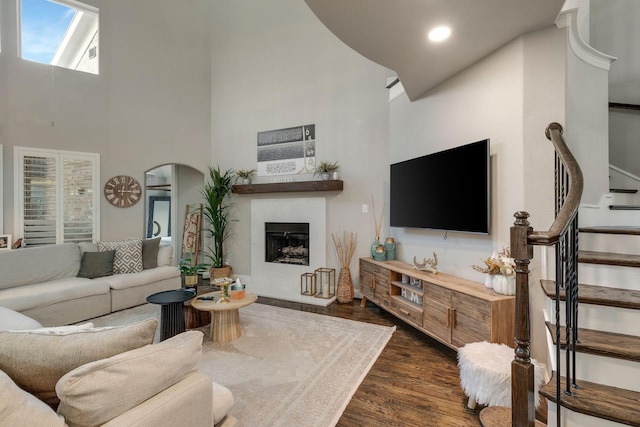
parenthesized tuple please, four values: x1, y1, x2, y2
(492, 274, 516, 295)
(492, 274, 503, 293)
(484, 274, 493, 289)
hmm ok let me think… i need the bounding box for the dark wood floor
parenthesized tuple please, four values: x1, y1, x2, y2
(258, 296, 481, 427)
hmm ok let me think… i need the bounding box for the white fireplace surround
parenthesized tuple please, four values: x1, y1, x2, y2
(249, 197, 335, 306)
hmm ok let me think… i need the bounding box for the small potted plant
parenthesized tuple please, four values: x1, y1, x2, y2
(236, 168, 256, 185)
(178, 252, 209, 288)
(313, 161, 339, 180)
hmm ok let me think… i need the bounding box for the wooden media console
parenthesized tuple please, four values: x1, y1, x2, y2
(359, 258, 515, 349)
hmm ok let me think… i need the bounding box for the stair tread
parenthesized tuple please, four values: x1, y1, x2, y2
(610, 188, 638, 194)
(545, 321, 640, 362)
(541, 280, 640, 310)
(580, 226, 640, 235)
(579, 250, 640, 268)
(540, 372, 640, 426)
(609, 205, 640, 210)
(479, 407, 546, 427)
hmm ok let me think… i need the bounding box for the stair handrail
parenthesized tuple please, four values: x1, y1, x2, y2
(510, 122, 583, 427)
(527, 123, 584, 246)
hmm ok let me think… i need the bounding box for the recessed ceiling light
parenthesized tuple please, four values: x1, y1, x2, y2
(428, 26, 451, 43)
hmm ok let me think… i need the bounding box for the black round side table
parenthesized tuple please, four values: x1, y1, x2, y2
(146, 289, 196, 341)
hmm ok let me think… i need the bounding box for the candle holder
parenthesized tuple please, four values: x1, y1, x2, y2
(218, 281, 232, 303)
(314, 267, 335, 299)
(300, 272, 316, 296)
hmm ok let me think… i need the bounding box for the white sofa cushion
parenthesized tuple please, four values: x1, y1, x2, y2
(0, 370, 67, 427)
(0, 277, 110, 312)
(100, 266, 179, 290)
(56, 331, 203, 426)
(211, 381, 235, 424)
(0, 243, 81, 290)
(0, 305, 43, 331)
(157, 245, 173, 266)
(0, 318, 158, 408)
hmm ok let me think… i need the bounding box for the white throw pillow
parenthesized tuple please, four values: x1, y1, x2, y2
(14, 323, 94, 334)
(97, 239, 143, 274)
(157, 245, 173, 266)
(0, 305, 43, 331)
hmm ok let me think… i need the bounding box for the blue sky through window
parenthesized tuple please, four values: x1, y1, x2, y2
(21, 0, 75, 64)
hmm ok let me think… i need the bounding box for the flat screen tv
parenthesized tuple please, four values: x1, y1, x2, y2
(390, 139, 490, 234)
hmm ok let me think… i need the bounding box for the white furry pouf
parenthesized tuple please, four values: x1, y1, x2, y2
(457, 341, 544, 408)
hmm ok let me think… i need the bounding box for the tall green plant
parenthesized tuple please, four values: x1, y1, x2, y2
(201, 166, 235, 268)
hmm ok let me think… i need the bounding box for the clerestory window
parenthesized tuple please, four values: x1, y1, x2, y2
(20, 0, 99, 75)
(15, 147, 100, 246)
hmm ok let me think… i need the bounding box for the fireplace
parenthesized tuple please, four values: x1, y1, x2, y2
(265, 222, 309, 265)
(250, 197, 331, 306)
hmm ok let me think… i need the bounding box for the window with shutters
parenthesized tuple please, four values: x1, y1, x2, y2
(15, 147, 100, 246)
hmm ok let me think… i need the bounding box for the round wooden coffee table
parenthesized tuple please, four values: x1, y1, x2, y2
(190, 291, 257, 343)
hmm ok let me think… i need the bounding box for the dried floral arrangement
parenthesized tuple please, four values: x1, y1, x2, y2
(331, 231, 358, 268)
(472, 247, 515, 276)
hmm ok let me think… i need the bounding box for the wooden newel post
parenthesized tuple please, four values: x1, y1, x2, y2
(511, 211, 536, 427)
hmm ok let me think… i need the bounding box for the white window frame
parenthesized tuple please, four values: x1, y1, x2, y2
(14, 146, 100, 245)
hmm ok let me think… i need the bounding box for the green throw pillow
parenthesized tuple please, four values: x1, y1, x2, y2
(77, 250, 115, 279)
(142, 237, 161, 269)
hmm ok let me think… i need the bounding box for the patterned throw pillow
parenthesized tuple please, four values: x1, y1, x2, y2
(97, 239, 143, 274)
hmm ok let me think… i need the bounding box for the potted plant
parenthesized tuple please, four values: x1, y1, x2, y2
(201, 166, 236, 279)
(236, 168, 256, 185)
(313, 161, 339, 180)
(178, 252, 209, 288)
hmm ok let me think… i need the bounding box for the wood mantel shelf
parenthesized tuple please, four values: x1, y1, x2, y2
(232, 180, 343, 194)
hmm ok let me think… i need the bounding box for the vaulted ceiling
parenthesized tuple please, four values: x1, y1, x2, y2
(304, 0, 566, 101)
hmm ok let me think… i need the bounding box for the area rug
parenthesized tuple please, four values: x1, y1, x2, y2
(87, 303, 395, 427)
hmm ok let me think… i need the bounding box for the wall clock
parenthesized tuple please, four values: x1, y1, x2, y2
(103, 175, 142, 208)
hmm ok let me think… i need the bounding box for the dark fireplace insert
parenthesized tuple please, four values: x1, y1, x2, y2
(265, 222, 309, 265)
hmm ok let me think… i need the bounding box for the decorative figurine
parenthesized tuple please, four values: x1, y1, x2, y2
(413, 252, 438, 274)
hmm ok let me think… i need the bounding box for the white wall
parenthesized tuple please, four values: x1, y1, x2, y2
(591, 0, 640, 179)
(523, 27, 567, 364)
(390, 28, 565, 361)
(209, 0, 565, 361)
(0, 0, 212, 240)
(565, 46, 611, 204)
(389, 38, 525, 277)
(210, 0, 391, 278)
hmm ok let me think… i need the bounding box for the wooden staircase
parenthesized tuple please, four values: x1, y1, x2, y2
(539, 226, 640, 426)
(608, 188, 640, 211)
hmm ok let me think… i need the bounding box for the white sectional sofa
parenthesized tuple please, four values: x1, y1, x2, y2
(0, 239, 180, 326)
(0, 309, 236, 427)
